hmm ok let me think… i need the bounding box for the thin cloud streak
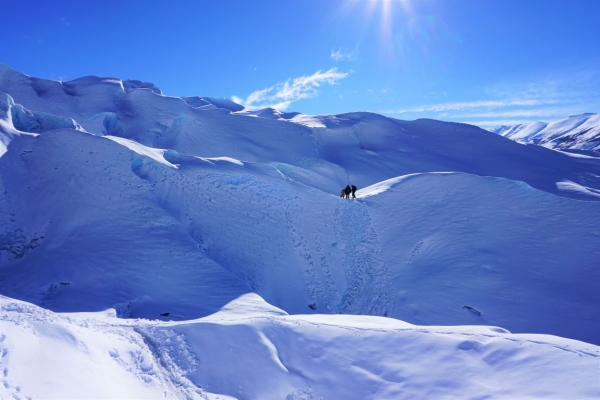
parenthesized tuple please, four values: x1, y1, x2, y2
(386, 99, 551, 114)
(382, 67, 600, 128)
(447, 107, 586, 119)
(233, 68, 350, 111)
(469, 120, 547, 129)
(331, 47, 359, 62)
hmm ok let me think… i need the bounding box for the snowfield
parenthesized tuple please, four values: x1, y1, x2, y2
(0, 64, 599, 398)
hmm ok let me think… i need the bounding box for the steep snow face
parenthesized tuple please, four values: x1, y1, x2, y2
(492, 113, 600, 152)
(0, 92, 41, 156)
(0, 64, 160, 134)
(1, 295, 598, 400)
(0, 93, 22, 156)
(10, 100, 83, 134)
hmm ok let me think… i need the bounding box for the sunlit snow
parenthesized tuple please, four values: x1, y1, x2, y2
(0, 64, 599, 399)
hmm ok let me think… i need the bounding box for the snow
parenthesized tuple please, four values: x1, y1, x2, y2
(288, 113, 327, 128)
(492, 113, 600, 151)
(0, 92, 37, 157)
(1, 295, 598, 399)
(201, 156, 245, 166)
(0, 64, 599, 398)
(357, 172, 452, 198)
(105, 135, 179, 168)
(555, 180, 600, 198)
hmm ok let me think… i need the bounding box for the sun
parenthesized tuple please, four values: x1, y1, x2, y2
(336, 0, 453, 76)
(339, 0, 414, 41)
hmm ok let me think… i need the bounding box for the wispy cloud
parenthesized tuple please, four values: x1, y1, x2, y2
(331, 47, 359, 62)
(232, 68, 350, 111)
(463, 119, 545, 129)
(449, 107, 585, 120)
(386, 99, 549, 114)
(59, 17, 70, 26)
(381, 67, 600, 128)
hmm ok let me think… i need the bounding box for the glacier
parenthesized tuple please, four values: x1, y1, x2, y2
(0, 64, 599, 399)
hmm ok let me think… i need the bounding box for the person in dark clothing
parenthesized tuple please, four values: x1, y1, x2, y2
(351, 185, 357, 198)
(344, 185, 351, 199)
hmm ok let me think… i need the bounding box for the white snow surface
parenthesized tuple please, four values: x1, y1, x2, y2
(492, 113, 600, 152)
(1, 294, 599, 400)
(0, 64, 600, 398)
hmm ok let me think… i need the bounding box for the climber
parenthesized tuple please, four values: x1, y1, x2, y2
(344, 185, 351, 199)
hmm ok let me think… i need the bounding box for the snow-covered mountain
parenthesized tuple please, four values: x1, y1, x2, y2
(0, 64, 599, 398)
(491, 113, 600, 152)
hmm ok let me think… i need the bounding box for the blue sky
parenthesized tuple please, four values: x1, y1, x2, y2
(3, 0, 600, 128)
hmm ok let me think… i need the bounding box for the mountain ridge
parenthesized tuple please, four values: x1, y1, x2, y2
(491, 113, 600, 152)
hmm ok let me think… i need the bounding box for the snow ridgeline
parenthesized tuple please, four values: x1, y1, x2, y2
(1, 294, 598, 400)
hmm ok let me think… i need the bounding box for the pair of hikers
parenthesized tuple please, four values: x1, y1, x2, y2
(340, 184, 357, 199)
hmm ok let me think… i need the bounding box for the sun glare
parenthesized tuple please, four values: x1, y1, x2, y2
(340, 0, 415, 42)
(336, 0, 456, 79)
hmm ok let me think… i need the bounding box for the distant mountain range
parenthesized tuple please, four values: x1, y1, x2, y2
(490, 113, 600, 152)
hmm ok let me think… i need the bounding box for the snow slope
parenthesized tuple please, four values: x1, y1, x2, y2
(1, 294, 599, 400)
(0, 65, 599, 397)
(0, 65, 599, 338)
(1, 125, 599, 343)
(492, 113, 600, 152)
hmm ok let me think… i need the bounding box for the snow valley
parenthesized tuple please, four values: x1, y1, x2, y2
(0, 64, 599, 399)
